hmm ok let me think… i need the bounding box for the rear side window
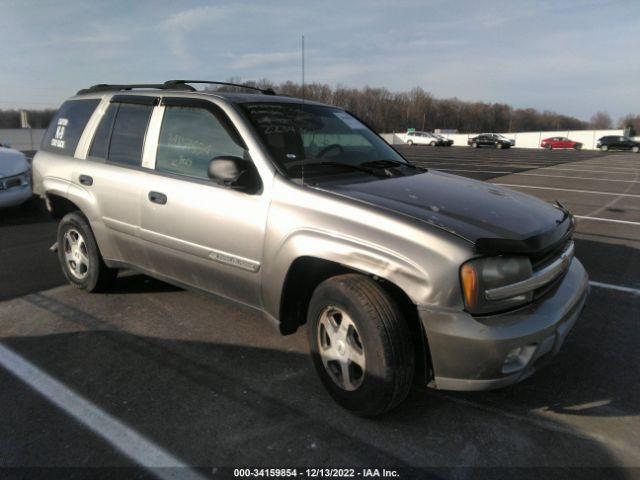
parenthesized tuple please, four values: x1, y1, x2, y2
(155, 106, 245, 180)
(98, 103, 153, 167)
(41, 99, 100, 156)
(89, 104, 118, 159)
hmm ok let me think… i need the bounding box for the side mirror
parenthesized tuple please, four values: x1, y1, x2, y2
(207, 156, 257, 191)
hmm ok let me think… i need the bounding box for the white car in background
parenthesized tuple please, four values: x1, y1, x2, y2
(403, 131, 453, 146)
(0, 143, 32, 209)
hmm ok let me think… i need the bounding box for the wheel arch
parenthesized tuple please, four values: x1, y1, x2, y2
(277, 255, 433, 385)
(46, 192, 86, 220)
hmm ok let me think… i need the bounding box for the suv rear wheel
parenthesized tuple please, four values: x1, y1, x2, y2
(57, 212, 117, 292)
(601, 145, 608, 151)
(307, 274, 415, 416)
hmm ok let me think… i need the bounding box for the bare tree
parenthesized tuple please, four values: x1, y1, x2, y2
(618, 114, 640, 137)
(589, 111, 613, 129)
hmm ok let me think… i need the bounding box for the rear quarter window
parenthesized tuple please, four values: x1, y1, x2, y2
(41, 99, 100, 156)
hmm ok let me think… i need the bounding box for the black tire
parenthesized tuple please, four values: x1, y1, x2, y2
(471, 142, 478, 148)
(574, 144, 582, 150)
(545, 144, 552, 150)
(57, 212, 117, 292)
(407, 140, 413, 146)
(496, 142, 503, 149)
(307, 274, 415, 416)
(632, 146, 639, 153)
(430, 141, 436, 147)
(601, 145, 608, 151)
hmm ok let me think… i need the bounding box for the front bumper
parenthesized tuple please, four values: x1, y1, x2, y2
(419, 258, 589, 391)
(0, 184, 32, 209)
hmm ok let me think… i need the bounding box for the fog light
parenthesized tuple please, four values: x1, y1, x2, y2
(502, 345, 536, 374)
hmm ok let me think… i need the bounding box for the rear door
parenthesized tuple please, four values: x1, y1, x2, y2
(79, 95, 157, 264)
(138, 97, 269, 308)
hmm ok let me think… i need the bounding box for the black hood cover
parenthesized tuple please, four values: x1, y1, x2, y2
(316, 170, 573, 255)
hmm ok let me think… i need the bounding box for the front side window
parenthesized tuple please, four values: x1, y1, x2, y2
(42, 99, 100, 156)
(155, 106, 245, 180)
(241, 102, 407, 178)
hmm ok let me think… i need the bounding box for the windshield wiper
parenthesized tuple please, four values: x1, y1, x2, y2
(290, 161, 390, 178)
(360, 159, 425, 171)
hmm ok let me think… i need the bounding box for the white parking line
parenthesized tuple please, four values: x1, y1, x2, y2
(575, 216, 640, 226)
(548, 165, 640, 173)
(493, 184, 640, 198)
(517, 173, 640, 183)
(542, 167, 639, 175)
(589, 281, 640, 296)
(0, 343, 205, 480)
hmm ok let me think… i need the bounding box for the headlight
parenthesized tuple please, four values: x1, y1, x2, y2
(460, 256, 533, 315)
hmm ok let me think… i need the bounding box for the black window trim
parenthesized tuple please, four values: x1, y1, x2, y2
(111, 94, 160, 106)
(160, 97, 247, 150)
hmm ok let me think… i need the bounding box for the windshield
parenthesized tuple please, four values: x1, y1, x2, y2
(240, 102, 408, 177)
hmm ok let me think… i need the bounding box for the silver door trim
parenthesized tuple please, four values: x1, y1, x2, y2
(142, 105, 165, 169)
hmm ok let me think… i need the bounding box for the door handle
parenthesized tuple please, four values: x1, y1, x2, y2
(79, 175, 93, 186)
(148, 191, 167, 205)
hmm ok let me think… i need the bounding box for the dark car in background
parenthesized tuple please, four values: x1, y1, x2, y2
(541, 137, 583, 150)
(597, 135, 640, 152)
(468, 133, 513, 149)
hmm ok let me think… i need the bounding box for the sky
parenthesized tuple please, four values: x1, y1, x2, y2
(0, 0, 638, 121)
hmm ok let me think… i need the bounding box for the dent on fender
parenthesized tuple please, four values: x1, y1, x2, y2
(273, 228, 433, 305)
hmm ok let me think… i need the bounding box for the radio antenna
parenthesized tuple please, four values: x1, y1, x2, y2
(301, 34, 305, 185)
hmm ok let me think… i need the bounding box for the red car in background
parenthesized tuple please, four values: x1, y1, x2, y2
(541, 137, 583, 150)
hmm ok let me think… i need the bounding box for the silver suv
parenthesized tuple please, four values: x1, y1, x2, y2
(33, 80, 588, 416)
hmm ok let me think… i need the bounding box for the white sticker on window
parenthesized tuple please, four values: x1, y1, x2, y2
(333, 111, 365, 130)
(50, 118, 68, 148)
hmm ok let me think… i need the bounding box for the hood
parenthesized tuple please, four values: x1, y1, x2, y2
(316, 170, 571, 254)
(0, 147, 29, 177)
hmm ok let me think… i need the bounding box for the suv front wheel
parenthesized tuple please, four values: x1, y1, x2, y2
(307, 274, 415, 416)
(57, 212, 118, 292)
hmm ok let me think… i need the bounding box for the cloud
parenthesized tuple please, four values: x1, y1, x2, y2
(161, 6, 232, 68)
(228, 51, 301, 69)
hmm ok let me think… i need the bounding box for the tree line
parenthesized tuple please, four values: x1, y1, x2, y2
(219, 79, 638, 135)
(1, 81, 638, 135)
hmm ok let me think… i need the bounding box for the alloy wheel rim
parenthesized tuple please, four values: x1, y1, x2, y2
(63, 228, 90, 280)
(317, 306, 366, 391)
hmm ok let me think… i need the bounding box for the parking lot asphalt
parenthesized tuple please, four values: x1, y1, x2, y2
(1, 147, 639, 478)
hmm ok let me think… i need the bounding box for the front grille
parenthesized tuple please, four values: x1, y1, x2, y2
(1, 174, 26, 190)
(530, 237, 572, 272)
(530, 238, 573, 300)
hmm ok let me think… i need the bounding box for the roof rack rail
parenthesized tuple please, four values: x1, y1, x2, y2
(77, 83, 197, 95)
(164, 80, 276, 95)
(76, 80, 276, 96)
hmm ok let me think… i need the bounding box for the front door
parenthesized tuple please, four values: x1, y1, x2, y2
(139, 98, 269, 308)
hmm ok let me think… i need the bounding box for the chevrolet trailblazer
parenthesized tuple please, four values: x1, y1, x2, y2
(33, 80, 588, 416)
